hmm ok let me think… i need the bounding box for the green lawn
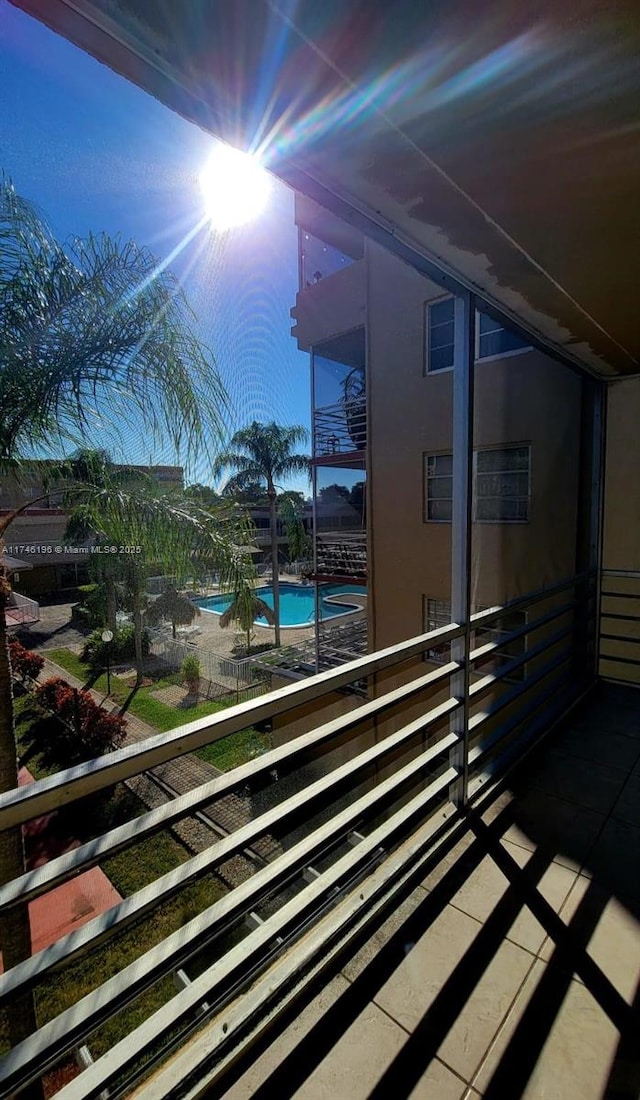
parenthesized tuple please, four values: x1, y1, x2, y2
(44, 647, 268, 760)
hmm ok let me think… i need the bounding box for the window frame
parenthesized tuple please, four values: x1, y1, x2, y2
(423, 596, 453, 664)
(423, 452, 453, 523)
(475, 311, 532, 363)
(473, 444, 531, 524)
(424, 445, 531, 525)
(424, 296, 532, 373)
(424, 295, 456, 375)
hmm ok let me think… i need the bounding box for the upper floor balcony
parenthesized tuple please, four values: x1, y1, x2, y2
(4, 592, 40, 631)
(315, 531, 367, 580)
(313, 398, 366, 463)
(291, 260, 366, 353)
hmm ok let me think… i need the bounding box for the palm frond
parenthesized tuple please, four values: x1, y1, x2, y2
(0, 177, 229, 463)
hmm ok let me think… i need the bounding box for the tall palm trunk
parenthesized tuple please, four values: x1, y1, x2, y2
(125, 562, 147, 687)
(105, 571, 117, 634)
(133, 597, 144, 687)
(268, 485, 281, 647)
(0, 568, 44, 1097)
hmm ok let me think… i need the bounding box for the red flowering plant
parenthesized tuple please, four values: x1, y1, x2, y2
(35, 677, 126, 762)
(8, 639, 44, 683)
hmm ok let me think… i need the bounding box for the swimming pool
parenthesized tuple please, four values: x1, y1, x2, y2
(196, 583, 366, 628)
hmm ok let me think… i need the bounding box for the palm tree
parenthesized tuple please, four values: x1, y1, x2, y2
(219, 580, 275, 655)
(213, 422, 310, 646)
(0, 175, 233, 1063)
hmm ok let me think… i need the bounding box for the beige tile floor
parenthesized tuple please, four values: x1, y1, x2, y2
(216, 682, 640, 1100)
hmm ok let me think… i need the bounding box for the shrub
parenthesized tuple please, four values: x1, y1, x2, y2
(75, 583, 107, 628)
(70, 604, 92, 625)
(35, 676, 126, 764)
(82, 707, 127, 757)
(8, 639, 45, 682)
(35, 677, 76, 715)
(181, 655, 201, 685)
(82, 625, 149, 667)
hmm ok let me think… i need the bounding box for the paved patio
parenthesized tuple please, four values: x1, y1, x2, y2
(0, 768, 122, 971)
(214, 681, 640, 1100)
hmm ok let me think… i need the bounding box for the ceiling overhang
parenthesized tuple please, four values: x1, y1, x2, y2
(12, 0, 640, 377)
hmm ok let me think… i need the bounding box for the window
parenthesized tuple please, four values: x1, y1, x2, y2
(426, 301, 530, 370)
(424, 447, 530, 524)
(476, 311, 530, 360)
(426, 297, 455, 372)
(424, 453, 453, 521)
(474, 446, 530, 522)
(424, 597, 452, 664)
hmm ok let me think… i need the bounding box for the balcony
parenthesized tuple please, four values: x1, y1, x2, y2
(313, 400, 366, 463)
(215, 680, 640, 1100)
(315, 533, 367, 580)
(291, 260, 366, 353)
(2, 573, 636, 1099)
(4, 593, 39, 631)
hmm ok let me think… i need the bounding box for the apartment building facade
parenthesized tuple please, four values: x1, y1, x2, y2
(291, 195, 614, 697)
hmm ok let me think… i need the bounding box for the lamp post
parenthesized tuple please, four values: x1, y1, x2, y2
(101, 629, 114, 696)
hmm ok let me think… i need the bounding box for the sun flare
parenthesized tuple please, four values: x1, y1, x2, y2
(199, 144, 271, 230)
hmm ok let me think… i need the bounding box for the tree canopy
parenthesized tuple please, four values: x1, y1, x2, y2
(0, 175, 228, 467)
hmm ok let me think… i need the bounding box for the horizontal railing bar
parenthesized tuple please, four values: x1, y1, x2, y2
(599, 612, 640, 622)
(468, 682, 582, 802)
(601, 570, 640, 579)
(468, 624, 573, 700)
(314, 399, 366, 416)
(37, 769, 457, 1100)
(0, 628, 461, 829)
(601, 591, 640, 600)
(600, 633, 640, 644)
(469, 651, 573, 734)
(469, 599, 576, 665)
(0, 699, 458, 1004)
(599, 653, 640, 667)
(0, 749, 458, 1093)
(469, 571, 593, 631)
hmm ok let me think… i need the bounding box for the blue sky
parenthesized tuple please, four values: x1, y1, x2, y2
(0, 0, 311, 489)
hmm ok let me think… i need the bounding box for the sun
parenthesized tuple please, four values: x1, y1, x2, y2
(199, 144, 271, 230)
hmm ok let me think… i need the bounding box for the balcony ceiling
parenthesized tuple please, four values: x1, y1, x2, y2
(14, 0, 640, 377)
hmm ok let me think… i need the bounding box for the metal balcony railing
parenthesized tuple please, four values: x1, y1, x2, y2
(599, 569, 640, 686)
(4, 593, 40, 629)
(0, 572, 595, 1099)
(313, 399, 366, 458)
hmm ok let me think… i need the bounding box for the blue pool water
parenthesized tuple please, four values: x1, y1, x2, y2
(196, 583, 366, 628)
